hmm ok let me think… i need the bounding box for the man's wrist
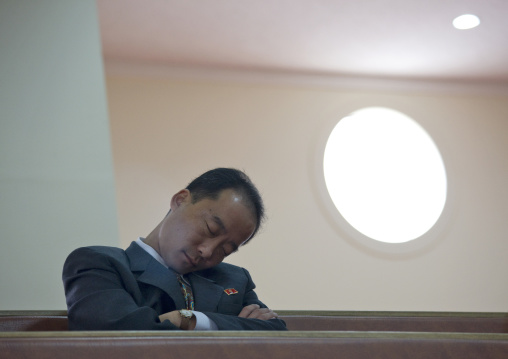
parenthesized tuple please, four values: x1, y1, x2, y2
(179, 309, 195, 330)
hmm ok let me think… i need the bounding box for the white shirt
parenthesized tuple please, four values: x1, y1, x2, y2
(135, 238, 218, 330)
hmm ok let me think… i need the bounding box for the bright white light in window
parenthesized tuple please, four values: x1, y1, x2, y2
(323, 107, 447, 244)
(453, 14, 480, 30)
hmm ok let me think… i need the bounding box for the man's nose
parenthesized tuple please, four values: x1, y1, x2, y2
(198, 242, 216, 260)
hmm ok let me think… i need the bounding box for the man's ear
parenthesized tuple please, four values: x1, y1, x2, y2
(170, 189, 191, 210)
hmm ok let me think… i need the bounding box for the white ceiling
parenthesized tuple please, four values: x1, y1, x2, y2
(97, 0, 508, 85)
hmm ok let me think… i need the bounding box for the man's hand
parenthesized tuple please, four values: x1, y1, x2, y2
(159, 310, 196, 330)
(238, 304, 279, 320)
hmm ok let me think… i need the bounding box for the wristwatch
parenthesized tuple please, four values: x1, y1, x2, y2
(179, 309, 194, 330)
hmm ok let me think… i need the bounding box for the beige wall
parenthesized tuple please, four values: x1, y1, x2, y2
(107, 74, 508, 312)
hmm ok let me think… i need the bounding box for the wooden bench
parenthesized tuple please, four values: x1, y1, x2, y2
(278, 310, 508, 333)
(2, 310, 507, 333)
(0, 311, 68, 331)
(1, 330, 507, 359)
(1, 311, 507, 358)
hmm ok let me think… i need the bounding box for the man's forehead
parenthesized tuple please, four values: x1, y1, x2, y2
(191, 189, 245, 207)
(190, 189, 257, 226)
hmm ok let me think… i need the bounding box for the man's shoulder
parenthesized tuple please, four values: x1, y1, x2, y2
(63, 245, 133, 278)
(194, 262, 250, 280)
(206, 261, 243, 272)
(67, 245, 129, 265)
(73, 245, 126, 256)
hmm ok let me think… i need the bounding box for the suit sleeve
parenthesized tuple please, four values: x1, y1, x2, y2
(203, 312, 287, 331)
(62, 247, 177, 331)
(202, 268, 287, 331)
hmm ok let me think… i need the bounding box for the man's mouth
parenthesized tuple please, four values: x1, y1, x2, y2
(184, 252, 198, 267)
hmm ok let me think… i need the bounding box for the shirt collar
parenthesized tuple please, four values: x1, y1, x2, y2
(135, 237, 168, 269)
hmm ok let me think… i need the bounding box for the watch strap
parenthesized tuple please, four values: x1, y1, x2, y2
(179, 309, 193, 330)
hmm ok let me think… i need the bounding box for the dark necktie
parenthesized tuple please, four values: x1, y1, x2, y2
(176, 274, 195, 310)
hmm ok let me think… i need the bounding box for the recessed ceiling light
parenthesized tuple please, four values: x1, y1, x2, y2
(453, 14, 480, 30)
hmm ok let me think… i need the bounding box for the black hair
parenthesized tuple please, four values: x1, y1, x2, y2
(186, 168, 265, 242)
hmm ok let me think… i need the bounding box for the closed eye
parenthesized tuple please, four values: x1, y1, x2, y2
(205, 222, 217, 237)
(223, 244, 239, 257)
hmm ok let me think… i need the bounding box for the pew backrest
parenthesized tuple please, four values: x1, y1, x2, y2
(1, 331, 507, 359)
(1, 310, 507, 333)
(278, 311, 508, 333)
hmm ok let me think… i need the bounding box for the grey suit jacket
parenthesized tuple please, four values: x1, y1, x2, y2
(62, 242, 286, 331)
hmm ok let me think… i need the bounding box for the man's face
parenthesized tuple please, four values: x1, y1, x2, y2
(157, 189, 256, 274)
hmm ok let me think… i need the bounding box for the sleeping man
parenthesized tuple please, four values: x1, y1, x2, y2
(62, 168, 286, 331)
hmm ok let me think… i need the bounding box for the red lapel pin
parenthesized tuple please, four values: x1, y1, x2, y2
(224, 288, 238, 295)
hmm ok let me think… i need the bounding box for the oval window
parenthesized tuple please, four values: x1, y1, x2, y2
(323, 107, 447, 244)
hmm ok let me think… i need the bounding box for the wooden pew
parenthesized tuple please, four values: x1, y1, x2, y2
(278, 310, 508, 333)
(0, 311, 68, 331)
(1, 330, 507, 359)
(2, 310, 507, 333)
(1, 311, 507, 358)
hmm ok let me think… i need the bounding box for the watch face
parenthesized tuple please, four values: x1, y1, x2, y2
(180, 309, 193, 318)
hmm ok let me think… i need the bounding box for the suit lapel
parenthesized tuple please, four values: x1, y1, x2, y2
(125, 242, 186, 309)
(189, 272, 224, 312)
